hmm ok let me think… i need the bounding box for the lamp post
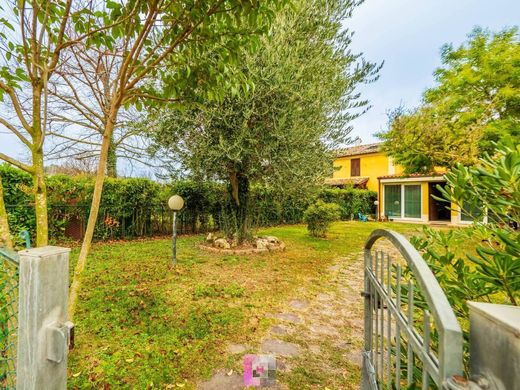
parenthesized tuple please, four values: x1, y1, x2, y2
(168, 195, 184, 267)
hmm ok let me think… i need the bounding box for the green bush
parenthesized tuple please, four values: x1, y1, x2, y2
(303, 200, 341, 237)
(1, 163, 378, 242)
(318, 187, 377, 220)
(410, 143, 520, 369)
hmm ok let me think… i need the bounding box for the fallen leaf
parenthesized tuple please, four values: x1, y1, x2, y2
(72, 372, 81, 378)
(227, 369, 233, 376)
(125, 358, 134, 363)
(176, 384, 185, 388)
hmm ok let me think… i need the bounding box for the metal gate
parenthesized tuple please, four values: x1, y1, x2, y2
(362, 229, 463, 389)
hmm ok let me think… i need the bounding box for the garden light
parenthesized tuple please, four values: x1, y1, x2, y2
(168, 195, 185, 267)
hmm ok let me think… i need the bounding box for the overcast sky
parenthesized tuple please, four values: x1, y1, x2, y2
(1, 0, 519, 175)
(346, 0, 520, 144)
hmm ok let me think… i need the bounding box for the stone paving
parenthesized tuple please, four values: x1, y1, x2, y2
(199, 251, 366, 389)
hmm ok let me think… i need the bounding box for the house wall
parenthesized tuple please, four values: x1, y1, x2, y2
(332, 152, 403, 192)
(330, 149, 473, 225)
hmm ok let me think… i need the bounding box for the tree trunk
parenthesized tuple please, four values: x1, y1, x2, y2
(69, 109, 118, 318)
(31, 86, 48, 247)
(228, 171, 250, 243)
(106, 136, 117, 177)
(0, 178, 12, 249)
(31, 154, 48, 247)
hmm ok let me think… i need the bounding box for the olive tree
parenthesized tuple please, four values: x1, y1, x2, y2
(148, 0, 379, 242)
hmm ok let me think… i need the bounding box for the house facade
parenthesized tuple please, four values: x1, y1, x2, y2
(325, 143, 472, 225)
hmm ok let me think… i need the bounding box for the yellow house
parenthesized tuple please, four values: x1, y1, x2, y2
(325, 143, 472, 225)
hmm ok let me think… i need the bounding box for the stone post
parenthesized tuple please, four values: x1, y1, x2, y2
(17, 246, 72, 390)
(468, 301, 520, 390)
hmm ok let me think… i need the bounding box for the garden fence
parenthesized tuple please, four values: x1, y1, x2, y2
(0, 250, 19, 389)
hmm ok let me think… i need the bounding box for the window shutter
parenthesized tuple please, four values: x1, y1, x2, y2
(351, 158, 360, 177)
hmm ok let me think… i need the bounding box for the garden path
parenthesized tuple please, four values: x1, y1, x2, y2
(199, 251, 366, 389)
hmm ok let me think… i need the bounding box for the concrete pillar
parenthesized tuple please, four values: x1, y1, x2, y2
(468, 302, 520, 390)
(17, 246, 72, 390)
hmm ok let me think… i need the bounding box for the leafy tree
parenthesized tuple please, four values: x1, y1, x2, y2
(379, 27, 520, 173)
(39, 0, 285, 317)
(147, 0, 379, 242)
(0, 0, 116, 246)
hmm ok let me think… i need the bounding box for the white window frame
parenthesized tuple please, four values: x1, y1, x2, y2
(384, 183, 423, 221)
(456, 204, 488, 225)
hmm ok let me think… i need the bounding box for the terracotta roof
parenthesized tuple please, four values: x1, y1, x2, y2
(324, 177, 369, 186)
(377, 173, 445, 180)
(335, 143, 382, 158)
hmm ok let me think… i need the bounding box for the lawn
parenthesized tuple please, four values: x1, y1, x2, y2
(67, 221, 424, 389)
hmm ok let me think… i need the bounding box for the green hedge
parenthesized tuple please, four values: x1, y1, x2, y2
(317, 187, 377, 220)
(1, 164, 378, 243)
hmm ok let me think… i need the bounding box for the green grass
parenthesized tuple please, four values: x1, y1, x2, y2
(68, 221, 423, 389)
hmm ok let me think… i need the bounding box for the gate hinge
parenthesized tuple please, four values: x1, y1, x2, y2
(46, 321, 74, 363)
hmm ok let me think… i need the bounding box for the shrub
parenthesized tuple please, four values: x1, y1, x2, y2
(318, 187, 377, 220)
(303, 200, 341, 237)
(410, 143, 520, 367)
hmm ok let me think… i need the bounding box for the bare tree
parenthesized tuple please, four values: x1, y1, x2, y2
(52, 0, 285, 318)
(0, 0, 125, 246)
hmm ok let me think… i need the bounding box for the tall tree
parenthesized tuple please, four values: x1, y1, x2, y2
(0, 1, 114, 246)
(379, 27, 520, 173)
(65, 0, 286, 318)
(148, 0, 380, 242)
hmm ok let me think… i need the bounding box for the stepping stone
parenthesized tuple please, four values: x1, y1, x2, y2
(309, 324, 339, 336)
(261, 339, 300, 357)
(335, 341, 352, 350)
(309, 344, 321, 354)
(345, 351, 363, 368)
(317, 293, 333, 302)
(289, 299, 309, 310)
(200, 370, 243, 390)
(270, 325, 290, 335)
(274, 312, 303, 324)
(227, 343, 248, 354)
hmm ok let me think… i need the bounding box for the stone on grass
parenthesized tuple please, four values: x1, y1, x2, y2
(261, 339, 300, 357)
(200, 370, 243, 390)
(289, 299, 309, 311)
(274, 312, 303, 324)
(214, 238, 231, 249)
(309, 324, 339, 336)
(317, 293, 333, 302)
(206, 233, 216, 242)
(345, 352, 363, 368)
(227, 343, 248, 354)
(256, 238, 269, 250)
(270, 325, 290, 335)
(264, 236, 279, 244)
